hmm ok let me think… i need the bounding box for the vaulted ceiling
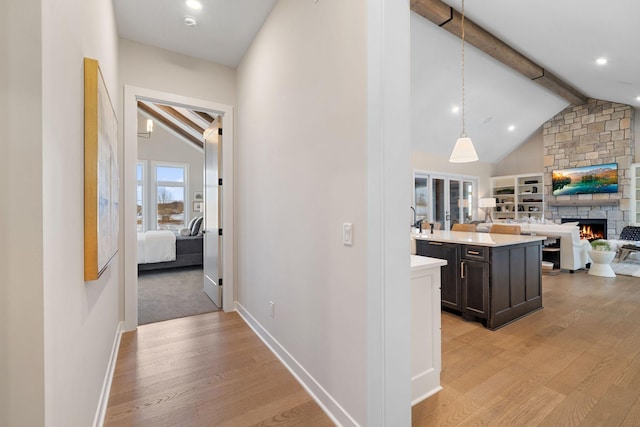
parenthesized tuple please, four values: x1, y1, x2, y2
(114, 0, 640, 163)
(137, 100, 215, 149)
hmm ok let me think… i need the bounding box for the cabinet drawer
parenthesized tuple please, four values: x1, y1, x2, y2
(462, 245, 489, 261)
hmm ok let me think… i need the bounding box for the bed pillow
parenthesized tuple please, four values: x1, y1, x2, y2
(187, 217, 198, 231)
(191, 216, 204, 236)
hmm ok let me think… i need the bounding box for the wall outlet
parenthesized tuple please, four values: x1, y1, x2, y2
(269, 301, 275, 317)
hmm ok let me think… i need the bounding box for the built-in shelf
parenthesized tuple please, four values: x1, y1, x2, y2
(548, 200, 620, 207)
(491, 173, 544, 219)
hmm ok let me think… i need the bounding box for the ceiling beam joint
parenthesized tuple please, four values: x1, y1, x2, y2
(410, 0, 588, 105)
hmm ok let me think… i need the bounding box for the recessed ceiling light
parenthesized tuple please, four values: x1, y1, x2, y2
(636, 96, 640, 101)
(186, 0, 203, 10)
(596, 57, 608, 65)
(508, 125, 516, 132)
(184, 16, 197, 26)
(452, 106, 460, 113)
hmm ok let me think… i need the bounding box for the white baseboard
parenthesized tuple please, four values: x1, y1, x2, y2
(93, 321, 124, 427)
(235, 303, 359, 427)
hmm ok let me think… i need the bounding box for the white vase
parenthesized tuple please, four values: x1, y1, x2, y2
(588, 250, 616, 277)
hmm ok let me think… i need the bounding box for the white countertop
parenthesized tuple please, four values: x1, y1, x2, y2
(410, 255, 447, 271)
(413, 230, 545, 247)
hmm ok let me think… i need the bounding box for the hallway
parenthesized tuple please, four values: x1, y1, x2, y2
(105, 311, 333, 426)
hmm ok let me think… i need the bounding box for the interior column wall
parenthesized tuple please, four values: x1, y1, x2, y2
(1, 0, 45, 425)
(236, 0, 369, 423)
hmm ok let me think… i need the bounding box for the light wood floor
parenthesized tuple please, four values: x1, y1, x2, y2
(104, 311, 333, 426)
(413, 270, 640, 426)
(106, 271, 640, 426)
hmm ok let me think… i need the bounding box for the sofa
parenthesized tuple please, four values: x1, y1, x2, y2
(477, 222, 591, 271)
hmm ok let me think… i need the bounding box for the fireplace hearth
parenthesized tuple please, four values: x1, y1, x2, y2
(561, 218, 607, 241)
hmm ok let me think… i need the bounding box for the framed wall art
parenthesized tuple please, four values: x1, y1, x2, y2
(84, 57, 119, 281)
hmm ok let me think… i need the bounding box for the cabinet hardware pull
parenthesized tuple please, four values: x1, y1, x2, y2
(461, 261, 465, 279)
(468, 250, 480, 255)
(428, 242, 443, 246)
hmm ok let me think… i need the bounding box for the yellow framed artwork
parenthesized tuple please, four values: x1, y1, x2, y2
(84, 57, 119, 281)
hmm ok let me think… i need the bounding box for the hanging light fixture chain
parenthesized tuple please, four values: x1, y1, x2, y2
(461, 0, 466, 137)
(449, 0, 478, 162)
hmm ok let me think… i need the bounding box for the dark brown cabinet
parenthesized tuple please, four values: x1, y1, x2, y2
(416, 239, 542, 330)
(461, 245, 489, 318)
(416, 241, 460, 311)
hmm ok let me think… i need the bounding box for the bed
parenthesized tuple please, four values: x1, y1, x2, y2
(137, 230, 203, 272)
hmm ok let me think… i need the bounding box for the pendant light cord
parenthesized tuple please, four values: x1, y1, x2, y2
(461, 0, 466, 137)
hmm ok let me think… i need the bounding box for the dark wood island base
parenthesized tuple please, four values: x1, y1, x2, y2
(416, 232, 544, 330)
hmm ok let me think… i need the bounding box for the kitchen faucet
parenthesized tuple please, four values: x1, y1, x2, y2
(411, 206, 420, 230)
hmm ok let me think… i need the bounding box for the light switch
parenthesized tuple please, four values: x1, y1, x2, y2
(343, 223, 353, 246)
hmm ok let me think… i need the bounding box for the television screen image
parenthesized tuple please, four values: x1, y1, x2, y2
(552, 163, 618, 196)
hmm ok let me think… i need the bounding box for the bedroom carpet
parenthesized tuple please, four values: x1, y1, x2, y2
(138, 266, 220, 325)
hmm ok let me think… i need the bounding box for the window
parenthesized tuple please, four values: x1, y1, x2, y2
(413, 170, 478, 230)
(136, 162, 145, 232)
(154, 163, 188, 231)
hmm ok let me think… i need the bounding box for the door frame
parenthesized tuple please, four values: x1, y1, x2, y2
(122, 85, 235, 331)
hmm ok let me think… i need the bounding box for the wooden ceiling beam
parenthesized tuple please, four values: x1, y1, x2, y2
(155, 104, 206, 136)
(137, 101, 203, 149)
(410, 0, 588, 105)
(195, 111, 215, 124)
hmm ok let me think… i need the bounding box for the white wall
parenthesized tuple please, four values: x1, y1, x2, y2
(1, 0, 45, 425)
(492, 127, 544, 176)
(41, 0, 121, 425)
(137, 112, 204, 227)
(1, 0, 120, 426)
(236, 0, 370, 424)
(119, 39, 236, 106)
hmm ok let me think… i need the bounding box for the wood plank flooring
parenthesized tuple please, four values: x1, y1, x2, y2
(106, 271, 640, 426)
(104, 311, 333, 426)
(413, 270, 640, 426)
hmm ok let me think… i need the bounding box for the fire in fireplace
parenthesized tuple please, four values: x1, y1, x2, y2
(561, 218, 607, 241)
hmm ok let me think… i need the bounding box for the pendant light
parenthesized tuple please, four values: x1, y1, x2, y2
(449, 0, 479, 163)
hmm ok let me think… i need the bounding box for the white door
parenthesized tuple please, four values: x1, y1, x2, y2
(203, 117, 222, 307)
(429, 175, 476, 230)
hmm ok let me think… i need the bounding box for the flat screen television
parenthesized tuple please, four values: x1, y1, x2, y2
(552, 163, 618, 196)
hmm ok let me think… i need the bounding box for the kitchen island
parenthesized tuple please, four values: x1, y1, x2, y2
(414, 230, 546, 330)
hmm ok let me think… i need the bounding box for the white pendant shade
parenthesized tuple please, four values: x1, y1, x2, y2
(449, 137, 478, 163)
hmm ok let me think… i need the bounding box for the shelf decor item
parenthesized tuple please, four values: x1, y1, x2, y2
(84, 57, 119, 281)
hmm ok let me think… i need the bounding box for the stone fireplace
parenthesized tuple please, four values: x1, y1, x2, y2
(561, 218, 607, 241)
(543, 99, 635, 239)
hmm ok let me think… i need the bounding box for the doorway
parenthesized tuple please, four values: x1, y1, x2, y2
(123, 85, 235, 331)
(413, 170, 478, 230)
(135, 102, 220, 324)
